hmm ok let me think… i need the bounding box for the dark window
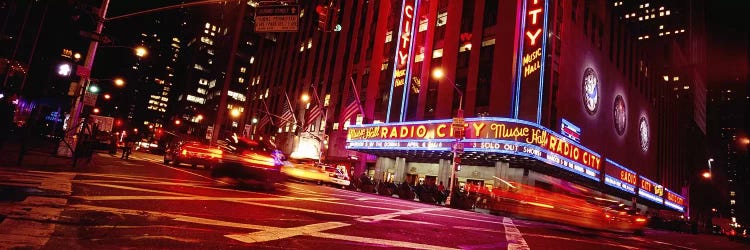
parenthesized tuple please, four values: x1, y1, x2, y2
(476, 44, 494, 110)
(460, 0, 475, 33)
(483, 0, 498, 27)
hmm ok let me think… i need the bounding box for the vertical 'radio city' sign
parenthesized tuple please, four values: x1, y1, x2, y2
(514, 0, 549, 123)
(387, 0, 420, 123)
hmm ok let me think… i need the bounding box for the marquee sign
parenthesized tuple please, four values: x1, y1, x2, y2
(604, 159, 637, 194)
(346, 117, 601, 180)
(638, 175, 664, 204)
(387, 0, 420, 122)
(664, 189, 685, 212)
(514, 0, 550, 123)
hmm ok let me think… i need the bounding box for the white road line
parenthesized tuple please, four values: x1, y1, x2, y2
(158, 164, 228, 184)
(356, 207, 447, 223)
(502, 217, 530, 250)
(70, 204, 458, 249)
(520, 232, 642, 250)
(226, 221, 349, 243)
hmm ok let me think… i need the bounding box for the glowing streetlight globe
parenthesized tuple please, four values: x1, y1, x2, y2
(432, 68, 445, 79)
(113, 78, 125, 87)
(301, 94, 310, 103)
(88, 85, 99, 93)
(135, 46, 148, 58)
(230, 109, 241, 118)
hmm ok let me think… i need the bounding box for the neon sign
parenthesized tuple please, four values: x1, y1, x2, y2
(513, 0, 549, 123)
(346, 117, 601, 180)
(387, 0, 420, 122)
(638, 175, 664, 204)
(604, 159, 637, 194)
(664, 189, 685, 212)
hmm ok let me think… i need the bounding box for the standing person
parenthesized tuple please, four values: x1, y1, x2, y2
(121, 136, 134, 160)
(438, 181, 445, 192)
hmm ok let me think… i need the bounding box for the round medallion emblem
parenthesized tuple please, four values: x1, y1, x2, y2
(613, 95, 627, 136)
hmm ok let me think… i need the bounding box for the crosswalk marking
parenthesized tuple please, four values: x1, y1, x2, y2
(503, 217, 530, 250)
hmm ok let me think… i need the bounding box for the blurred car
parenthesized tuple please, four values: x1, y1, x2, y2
(211, 136, 285, 190)
(727, 227, 749, 242)
(282, 158, 350, 187)
(602, 204, 649, 235)
(711, 225, 725, 235)
(163, 140, 222, 169)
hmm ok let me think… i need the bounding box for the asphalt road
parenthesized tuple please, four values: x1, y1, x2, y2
(1, 151, 747, 249)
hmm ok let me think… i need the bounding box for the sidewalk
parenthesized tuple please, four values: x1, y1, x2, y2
(0, 141, 81, 172)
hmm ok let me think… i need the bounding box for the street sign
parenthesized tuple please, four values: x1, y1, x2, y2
(83, 92, 97, 106)
(79, 30, 112, 44)
(254, 5, 300, 32)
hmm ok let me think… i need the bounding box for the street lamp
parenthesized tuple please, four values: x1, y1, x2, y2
(230, 109, 241, 118)
(301, 94, 310, 103)
(432, 67, 465, 207)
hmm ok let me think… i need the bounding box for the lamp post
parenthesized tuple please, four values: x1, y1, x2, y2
(432, 68, 464, 207)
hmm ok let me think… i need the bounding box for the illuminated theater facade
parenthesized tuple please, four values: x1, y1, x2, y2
(338, 0, 689, 214)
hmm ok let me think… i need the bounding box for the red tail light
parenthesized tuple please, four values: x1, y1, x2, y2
(181, 149, 188, 155)
(635, 217, 647, 223)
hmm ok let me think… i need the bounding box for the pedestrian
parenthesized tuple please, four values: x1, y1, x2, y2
(108, 133, 117, 155)
(121, 137, 134, 160)
(438, 181, 445, 192)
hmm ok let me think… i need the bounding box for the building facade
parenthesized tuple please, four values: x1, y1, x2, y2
(248, 0, 704, 215)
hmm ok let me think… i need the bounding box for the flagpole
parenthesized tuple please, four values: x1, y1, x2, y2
(262, 99, 274, 126)
(284, 91, 298, 125)
(311, 82, 327, 130)
(350, 76, 365, 120)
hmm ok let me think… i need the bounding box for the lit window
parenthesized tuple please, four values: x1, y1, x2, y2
(324, 94, 330, 106)
(250, 56, 255, 64)
(199, 78, 208, 86)
(680, 29, 685, 32)
(432, 48, 443, 58)
(307, 38, 312, 49)
(651, 14, 655, 18)
(240, 67, 246, 73)
(683, 85, 690, 90)
(663, 75, 669, 81)
(638, 36, 643, 40)
(659, 25, 664, 29)
(437, 12, 447, 27)
(238, 77, 245, 83)
(187, 95, 205, 104)
(645, 3, 649, 7)
(197, 88, 207, 94)
(205, 22, 210, 29)
(659, 12, 664, 16)
(414, 53, 424, 62)
(385, 31, 393, 43)
(673, 77, 679, 81)
(666, 10, 670, 15)
(731, 200, 736, 205)
(625, 14, 630, 18)
(639, 17, 643, 21)
(482, 39, 495, 47)
(659, 6, 664, 10)
(300, 45, 304, 52)
(419, 18, 428, 32)
(731, 191, 736, 196)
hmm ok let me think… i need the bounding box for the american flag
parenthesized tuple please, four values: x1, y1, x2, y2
(340, 76, 364, 125)
(257, 113, 272, 130)
(303, 104, 324, 131)
(277, 98, 296, 126)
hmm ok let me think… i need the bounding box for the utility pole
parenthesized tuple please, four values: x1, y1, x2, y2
(212, 1, 247, 143)
(57, 0, 110, 157)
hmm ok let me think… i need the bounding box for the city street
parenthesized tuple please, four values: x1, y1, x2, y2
(0, 150, 746, 249)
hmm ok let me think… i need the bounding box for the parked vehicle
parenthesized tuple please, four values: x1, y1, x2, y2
(163, 140, 222, 169)
(211, 136, 285, 190)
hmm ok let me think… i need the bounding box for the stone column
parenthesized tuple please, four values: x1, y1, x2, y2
(494, 161, 510, 188)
